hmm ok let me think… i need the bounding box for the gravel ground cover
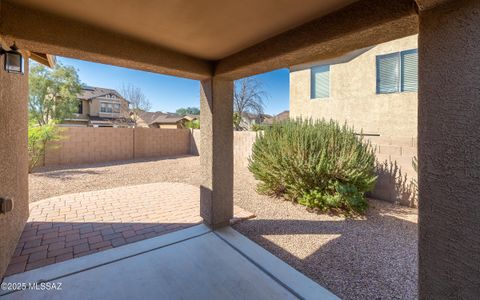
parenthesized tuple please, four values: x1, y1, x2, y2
(30, 155, 418, 299)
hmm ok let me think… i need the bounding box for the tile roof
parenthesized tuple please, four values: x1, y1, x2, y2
(151, 114, 186, 124)
(138, 111, 167, 124)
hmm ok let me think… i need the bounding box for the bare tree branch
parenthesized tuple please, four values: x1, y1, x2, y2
(120, 83, 151, 127)
(233, 77, 267, 130)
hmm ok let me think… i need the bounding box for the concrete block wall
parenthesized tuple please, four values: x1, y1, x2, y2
(366, 135, 418, 207)
(134, 128, 191, 158)
(191, 129, 257, 169)
(43, 127, 191, 167)
(44, 128, 133, 166)
(44, 128, 417, 207)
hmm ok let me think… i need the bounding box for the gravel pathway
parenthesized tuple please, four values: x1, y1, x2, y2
(30, 156, 418, 299)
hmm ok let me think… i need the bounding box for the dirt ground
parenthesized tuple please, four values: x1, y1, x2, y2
(30, 156, 418, 300)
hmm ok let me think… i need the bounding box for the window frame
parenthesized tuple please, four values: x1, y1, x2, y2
(100, 102, 113, 113)
(376, 48, 418, 95)
(400, 49, 418, 93)
(310, 64, 331, 100)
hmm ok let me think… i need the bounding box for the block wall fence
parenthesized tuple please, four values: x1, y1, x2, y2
(43, 127, 191, 166)
(42, 128, 417, 206)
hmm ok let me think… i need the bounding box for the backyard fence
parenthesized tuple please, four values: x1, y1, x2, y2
(42, 127, 417, 206)
(43, 127, 191, 166)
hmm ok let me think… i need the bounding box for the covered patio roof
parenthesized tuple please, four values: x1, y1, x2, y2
(0, 0, 419, 79)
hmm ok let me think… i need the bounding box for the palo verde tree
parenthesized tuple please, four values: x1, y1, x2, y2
(29, 62, 83, 125)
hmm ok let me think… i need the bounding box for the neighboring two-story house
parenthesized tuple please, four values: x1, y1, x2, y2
(62, 86, 131, 127)
(289, 35, 418, 206)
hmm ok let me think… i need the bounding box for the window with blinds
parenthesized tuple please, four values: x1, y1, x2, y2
(311, 65, 330, 99)
(376, 49, 418, 94)
(401, 49, 418, 92)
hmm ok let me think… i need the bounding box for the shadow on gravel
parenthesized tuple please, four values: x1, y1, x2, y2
(233, 208, 418, 299)
(31, 155, 197, 174)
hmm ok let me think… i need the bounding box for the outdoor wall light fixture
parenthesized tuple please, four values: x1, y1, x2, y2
(1, 48, 23, 74)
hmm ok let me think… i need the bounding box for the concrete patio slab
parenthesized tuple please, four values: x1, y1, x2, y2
(1, 225, 338, 300)
(5, 182, 254, 276)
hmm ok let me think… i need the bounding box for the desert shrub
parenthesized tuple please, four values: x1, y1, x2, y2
(251, 123, 269, 131)
(28, 121, 62, 172)
(248, 119, 377, 214)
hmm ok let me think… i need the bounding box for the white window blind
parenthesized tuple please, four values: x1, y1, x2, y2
(376, 53, 400, 93)
(311, 65, 330, 99)
(376, 49, 418, 94)
(401, 49, 418, 92)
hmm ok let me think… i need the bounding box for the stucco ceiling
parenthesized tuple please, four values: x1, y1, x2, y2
(10, 0, 358, 60)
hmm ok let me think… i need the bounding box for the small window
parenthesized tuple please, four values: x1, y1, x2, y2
(100, 103, 106, 113)
(311, 65, 330, 99)
(77, 101, 83, 114)
(113, 103, 121, 113)
(376, 49, 418, 94)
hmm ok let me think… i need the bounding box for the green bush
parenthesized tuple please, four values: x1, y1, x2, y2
(248, 119, 377, 214)
(251, 123, 269, 131)
(28, 122, 62, 172)
(185, 119, 200, 129)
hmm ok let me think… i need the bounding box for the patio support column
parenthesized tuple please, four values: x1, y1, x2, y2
(418, 0, 480, 298)
(0, 51, 29, 278)
(199, 77, 233, 228)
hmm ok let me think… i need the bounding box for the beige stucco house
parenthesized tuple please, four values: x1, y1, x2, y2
(290, 35, 417, 138)
(62, 86, 131, 127)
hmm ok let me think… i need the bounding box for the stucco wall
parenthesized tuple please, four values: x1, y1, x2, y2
(0, 59, 29, 279)
(418, 0, 480, 297)
(43, 127, 191, 167)
(290, 35, 418, 138)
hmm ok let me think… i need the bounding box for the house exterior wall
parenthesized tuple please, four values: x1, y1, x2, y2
(135, 117, 152, 128)
(82, 99, 90, 115)
(290, 35, 417, 137)
(290, 35, 418, 206)
(0, 58, 29, 278)
(89, 97, 128, 118)
(157, 123, 181, 129)
(88, 99, 100, 117)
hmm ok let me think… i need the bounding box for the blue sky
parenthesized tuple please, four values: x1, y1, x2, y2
(57, 57, 290, 115)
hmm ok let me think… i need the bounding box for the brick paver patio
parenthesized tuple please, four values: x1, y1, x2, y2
(5, 182, 253, 276)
